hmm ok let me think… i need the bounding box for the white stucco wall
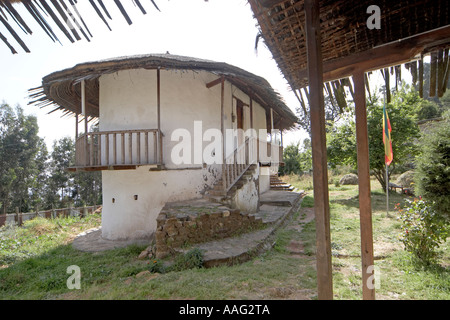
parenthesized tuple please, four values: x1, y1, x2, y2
(101, 165, 220, 240)
(231, 166, 260, 213)
(98, 68, 275, 240)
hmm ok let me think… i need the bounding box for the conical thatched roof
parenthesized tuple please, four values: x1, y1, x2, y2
(29, 53, 299, 130)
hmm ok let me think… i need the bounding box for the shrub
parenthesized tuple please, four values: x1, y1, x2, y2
(148, 248, 204, 274)
(396, 198, 448, 265)
(414, 117, 450, 223)
(171, 248, 204, 271)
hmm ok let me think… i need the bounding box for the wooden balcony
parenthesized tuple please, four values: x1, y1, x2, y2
(69, 129, 164, 172)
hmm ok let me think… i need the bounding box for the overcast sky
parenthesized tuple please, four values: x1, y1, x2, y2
(0, 0, 305, 149)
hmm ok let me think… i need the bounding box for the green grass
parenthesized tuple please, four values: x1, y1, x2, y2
(0, 211, 317, 300)
(287, 173, 450, 300)
(0, 174, 448, 300)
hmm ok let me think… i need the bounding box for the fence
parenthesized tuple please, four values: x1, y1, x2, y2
(0, 205, 101, 228)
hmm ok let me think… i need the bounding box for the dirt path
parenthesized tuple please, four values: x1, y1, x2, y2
(285, 207, 315, 257)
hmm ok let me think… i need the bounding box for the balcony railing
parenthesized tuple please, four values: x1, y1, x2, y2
(221, 137, 283, 192)
(73, 129, 163, 170)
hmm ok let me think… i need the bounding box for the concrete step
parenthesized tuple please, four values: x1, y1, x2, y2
(175, 190, 305, 268)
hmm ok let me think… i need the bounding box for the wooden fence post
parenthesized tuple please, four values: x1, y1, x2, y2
(16, 207, 23, 226)
(69, 203, 73, 217)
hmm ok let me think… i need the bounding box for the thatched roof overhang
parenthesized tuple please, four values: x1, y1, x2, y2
(249, 0, 450, 92)
(0, 0, 160, 54)
(29, 54, 298, 130)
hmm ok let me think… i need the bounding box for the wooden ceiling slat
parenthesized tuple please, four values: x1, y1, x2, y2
(249, 0, 450, 90)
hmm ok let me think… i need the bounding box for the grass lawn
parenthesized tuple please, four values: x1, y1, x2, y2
(0, 174, 448, 300)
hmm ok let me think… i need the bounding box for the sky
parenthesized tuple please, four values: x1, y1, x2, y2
(0, 0, 306, 150)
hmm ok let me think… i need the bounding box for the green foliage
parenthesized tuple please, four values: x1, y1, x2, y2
(0, 102, 102, 211)
(279, 139, 312, 176)
(327, 85, 421, 191)
(148, 248, 204, 274)
(416, 99, 442, 120)
(170, 248, 204, 271)
(414, 117, 450, 223)
(280, 143, 302, 175)
(396, 198, 448, 265)
(0, 103, 47, 213)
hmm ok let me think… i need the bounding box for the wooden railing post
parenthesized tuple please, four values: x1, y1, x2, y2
(73, 129, 162, 168)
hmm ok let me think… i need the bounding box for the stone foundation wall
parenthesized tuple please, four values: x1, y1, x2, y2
(155, 207, 263, 258)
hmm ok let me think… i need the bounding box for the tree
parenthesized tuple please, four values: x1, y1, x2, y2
(414, 112, 450, 223)
(327, 85, 421, 191)
(44, 136, 102, 208)
(280, 143, 302, 175)
(299, 138, 312, 173)
(416, 99, 442, 121)
(0, 103, 47, 213)
(44, 137, 77, 208)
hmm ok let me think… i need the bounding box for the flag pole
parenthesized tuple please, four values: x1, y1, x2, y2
(384, 90, 390, 218)
(386, 163, 389, 217)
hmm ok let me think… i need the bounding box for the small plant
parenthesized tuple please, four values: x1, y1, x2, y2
(396, 198, 448, 265)
(148, 248, 204, 274)
(148, 259, 167, 274)
(171, 248, 204, 271)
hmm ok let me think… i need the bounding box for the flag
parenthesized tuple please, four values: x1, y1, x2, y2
(383, 104, 393, 166)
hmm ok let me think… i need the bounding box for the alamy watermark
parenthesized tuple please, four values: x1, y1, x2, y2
(366, 265, 381, 290)
(170, 122, 280, 165)
(66, 265, 81, 290)
(367, 5, 381, 30)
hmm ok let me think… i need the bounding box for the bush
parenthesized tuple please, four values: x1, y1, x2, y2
(414, 117, 450, 223)
(396, 198, 448, 265)
(148, 248, 204, 274)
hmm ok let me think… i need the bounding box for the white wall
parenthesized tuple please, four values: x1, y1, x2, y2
(98, 68, 274, 240)
(101, 166, 220, 240)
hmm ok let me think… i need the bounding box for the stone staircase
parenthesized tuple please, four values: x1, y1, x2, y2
(205, 164, 258, 207)
(270, 174, 294, 191)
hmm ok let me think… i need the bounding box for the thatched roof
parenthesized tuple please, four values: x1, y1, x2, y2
(249, 0, 450, 90)
(29, 53, 299, 130)
(0, 0, 159, 54)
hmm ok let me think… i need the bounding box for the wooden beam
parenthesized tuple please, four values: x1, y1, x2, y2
(295, 26, 450, 87)
(305, 0, 333, 300)
(260, 0, 283, 8)
(353, 71, 375, 300)
(81, 79, 86, 116)
(75, 112, 79, 138)
(206, 77, 223, 89)
(221, 77, 226, 190)
(157, 68, 162, 164)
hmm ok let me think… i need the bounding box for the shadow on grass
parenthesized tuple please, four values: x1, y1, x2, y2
(330, 189, 412, 213)
(0, 242, 148, 299)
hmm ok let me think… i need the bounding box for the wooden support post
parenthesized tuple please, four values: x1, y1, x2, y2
(221, 77, 226, 190)
(270, 108, 274, 143)
(305, 0, 333, 300)
(75, 112, 79, 138)
(353, 71, 376, 300)
(157, 68, 162, 164)
(419, 56, 424, 98)
(82, 80, 89, 165)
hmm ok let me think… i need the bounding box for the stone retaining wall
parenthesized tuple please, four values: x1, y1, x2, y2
(155, 206, 263, 258)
